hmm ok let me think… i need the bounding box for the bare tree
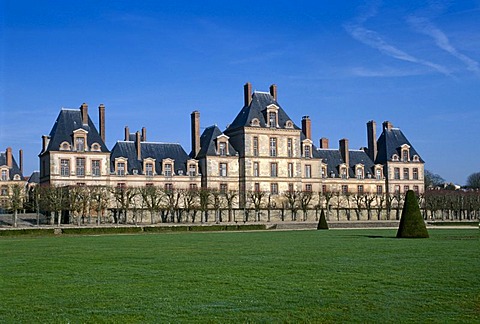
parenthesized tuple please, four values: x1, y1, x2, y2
(248, 190, 266, 222)
(299, 190, 313, 221)
(139, 185, 163, 224)
(90, 185, 110, 225)
(10, 184, 24, 227)
(223, 190, 238, 222)
(199, 188, 211, 223)
(363, 194, 376, 221)
(283, 190, 299, 221)
(182, 188, 199, 223)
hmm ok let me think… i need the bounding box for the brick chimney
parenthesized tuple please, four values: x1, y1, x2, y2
(367, 120, 377, 161)
(339, 138, 349, 167)
(244, 82, 252, 106)
(19, 149, 23, 174)
(191, 111, 200, 157)
(142, 127, 147, 142)
(80, 103, 88, 125)
(99, 104, 106, 143)
(382, 121, 393, 131)
(320, 137, 329, 149)
(136, 131, 141, 161)
(6, 147, 12, 167)
(124, 126, 130, 141)
(301, 116, 311, 140)
(269, 84, 278, 101)
(42, 135, 50, 153)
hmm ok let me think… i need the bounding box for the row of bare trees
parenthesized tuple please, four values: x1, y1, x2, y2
(2, 185, 479, 226)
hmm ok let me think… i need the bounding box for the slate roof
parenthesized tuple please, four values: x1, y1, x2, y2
(195, 125, 238, 159)
(42, 109, 109, 154)
(110, 141, 192, 175)
(0, 152, 24, 180)
(316, 149, 376, 178)
(376, 127, 424, 164)
(27, 171, 40, 184)
(225, 91, 300, 132)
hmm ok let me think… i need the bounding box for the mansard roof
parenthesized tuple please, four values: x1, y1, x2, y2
(225, 91, 300, 132)
(110, 141, 192, 175)
(316, 149, 376, 178)
(196, 125, 238, 159)
(0, 152, 24, 180)
(43, 109, 109, 154)
(27, 171, 40, 184)
(376, 126, 424, 164)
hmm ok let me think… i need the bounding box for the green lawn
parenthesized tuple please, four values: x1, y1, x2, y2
(1, 229, 478, 323)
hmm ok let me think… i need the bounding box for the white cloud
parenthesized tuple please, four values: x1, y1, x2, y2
(407, 15, 480, 74)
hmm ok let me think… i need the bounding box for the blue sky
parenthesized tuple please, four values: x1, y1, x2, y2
(2, 0, 479, 185)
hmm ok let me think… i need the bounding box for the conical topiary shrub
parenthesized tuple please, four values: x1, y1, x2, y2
(317, 209, 329, 230)
(396, 190, 429, 238)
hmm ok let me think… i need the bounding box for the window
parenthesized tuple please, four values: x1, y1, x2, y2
(376, 185, 383, 194)
(146, 183, 154, 187)
(356, 168, 363, 180)
(394, 168, 400, 180)
(1, 185, 7, 196)
(189, 183, 197, 190)
(321, 166, 327, 179)
(117, 162, 125, 176)
(253, 162, 259, 177)
(254, 183, 260, 192)
(220, 183, 228, 193)
(219, 163, 228, 177)
(376, 169, 382, 180)
(117, 183, 126, 189)
(253, 137, 259, 157)
(189, 164, 196, 177)
(341, 185, 348, 194)
(403, 168, 409, 180)
(288, 183, 294, 192)
(91, 143, 100, 151)
(270, 163, 278, 177)
(218, 142, 227, 156)
(404, 185, 410, 193)
(288, 163, 294, 178)
(1, 170, 7, 181)
(413, 155, 420, 162)
(165, 183, 173, 191)
(402, 149, 409, 162)
(164, 163, 172, 177)
(392, 154, 399, 161)
(145, 162, 154, 177)
(341, 167, 347, 179)
(304, 145, 311, 158)
(413, 168, 419, 180)
(75, 137, 85, 152)
(322, 185, 327, 193)
(270, 138, 277, 157)
(76, 158, 85, 176)
(394, 185, 400, 194)
(269, 112, 277, 127)
(414, 185, 419, 193)
(305, 165, 312, 178)
(92, 160, 100, 177)
(357, 185, 364, 194)
(287, 138, 293, 157)
(305, 184, 312, 192)
(270, 183, 278, 194)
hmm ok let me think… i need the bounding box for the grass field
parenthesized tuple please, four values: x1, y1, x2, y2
(1, 228, 478, 323)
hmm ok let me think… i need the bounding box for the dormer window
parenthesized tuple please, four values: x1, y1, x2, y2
(356, 166, 364, 180)
(304, 145, 311, 158)
(60, 142, 71, 151)
(115, 158, 127, 176)
(164, 163, 172, 177)
(266, 104, 279, 128)
(91, 143, 101, 152)
(188, 164, 197, 176)
(413, 155, 419, 162)
(402, 150, 409, 162)
(145, 163, 154, 176)
(219, 142, 227, 156)
(375, 167, 382, 180)
(75, 137, 85, 152)
(340, 166, 348, 179)
(250, 118, 260, 127)
(285, 120, 293, 129)
(392, 154, 399, 161)
(1, 169, 7, 181)
(321, 166, 327, 179)
(400, 144, 411, 162)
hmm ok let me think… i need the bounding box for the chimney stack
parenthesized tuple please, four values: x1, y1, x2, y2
(269, 84, 278, 101)
(80, 103, 88, 125)
(244, 82, 252, 106)
(42, 135, 50, 153)
(339, 138, 349, 168)
(99, 104, 106, 143)
(124, 126, 130, 141)
(19, 149, 23, 174)
(6, 147, 12, 167)
(367, 120, 377, 162)
(142, 127, 147, 142)
(382, 121, 393, 131)
(301, 116, 311, 140)
(135, 131, 141, 161)
(191, 111, 200, 157)
(320, 137, 329, 149)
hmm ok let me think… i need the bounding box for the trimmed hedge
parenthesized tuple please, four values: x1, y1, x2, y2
(0, 228, 56, 237)
(397, 190, 429, 238)
(61, 227, 143, 235)
(143, 226, 189, 233)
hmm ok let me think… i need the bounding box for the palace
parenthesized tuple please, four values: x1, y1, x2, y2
(39, 82, 425, 207)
